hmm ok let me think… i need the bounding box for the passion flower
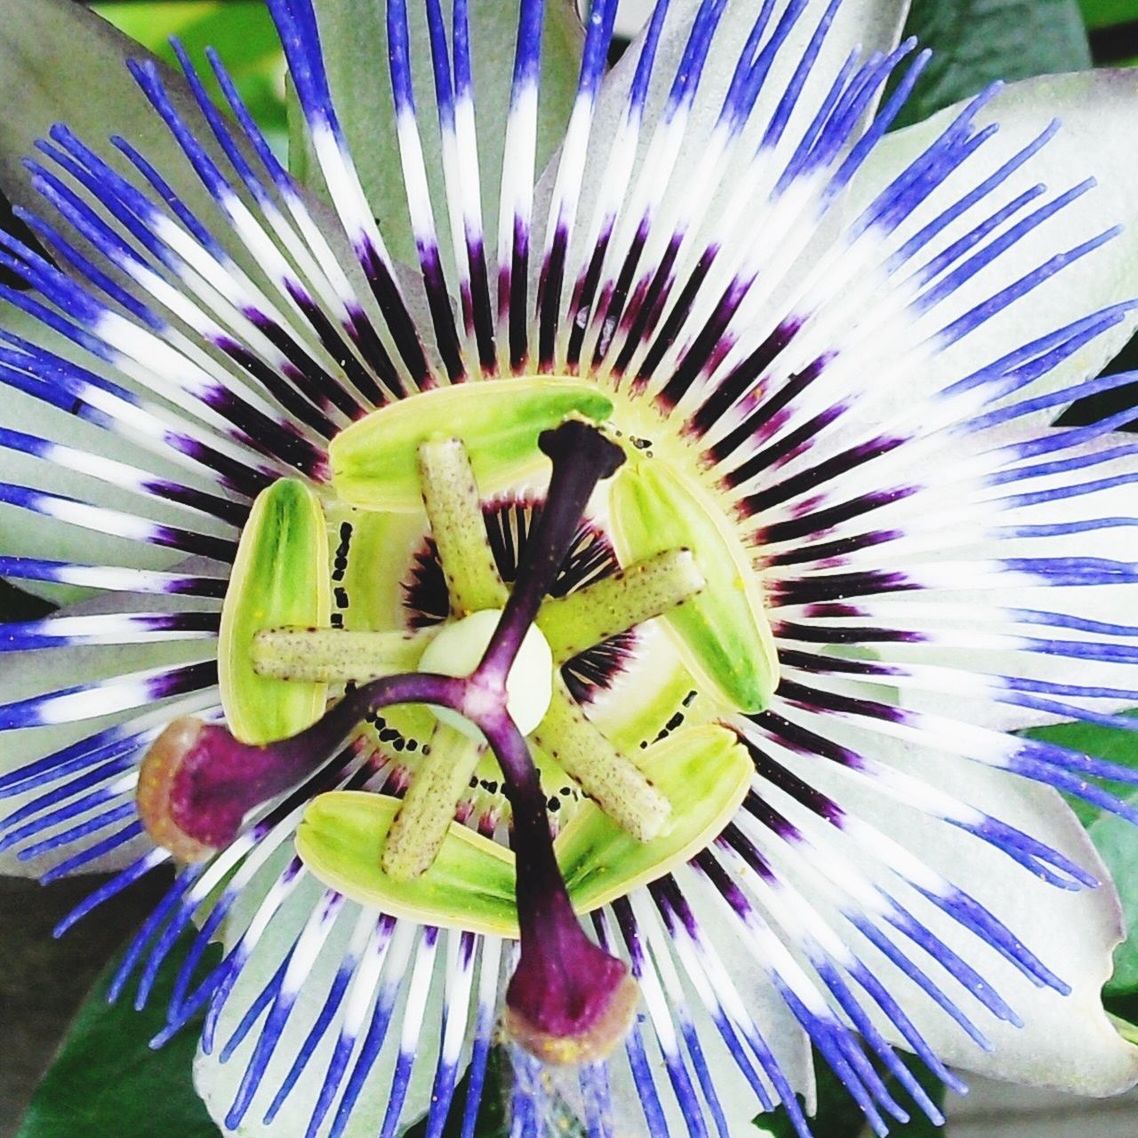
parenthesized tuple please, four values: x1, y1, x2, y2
(1, 0, 1138, 1135)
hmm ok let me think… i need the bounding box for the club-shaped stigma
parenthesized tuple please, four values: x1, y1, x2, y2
(138, 420, 639, 1063)
(475, 420, 639, 1062)
(489, 710, 641, 1065)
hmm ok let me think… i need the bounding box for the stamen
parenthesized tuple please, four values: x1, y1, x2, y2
(417, 436, 506, 614)
(532, 677, 671, 841)
(218, 477, 330, 744)
(538, 547, 706, 662)
(329, 378, 613, 511)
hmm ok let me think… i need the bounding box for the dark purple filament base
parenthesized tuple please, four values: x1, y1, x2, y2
(155, 420, 633, 1055)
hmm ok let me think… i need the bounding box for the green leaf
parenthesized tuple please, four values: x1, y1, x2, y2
(1078, 0, 1138, 28)
(17, 928, 222, 1138)
(1025, 714, 1138, 995)
(0, 0, 228, 229)
(296, 0, 584, 266)
(400, 1048, 510, 1138)
(890, 0, 1093, 130)
(1024, 715, 1138, 829)
(95, 1, 280, 69)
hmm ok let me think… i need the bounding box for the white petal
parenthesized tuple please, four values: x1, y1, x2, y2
(787, 727, 1138, 1095)
(0, 369, 233, 563)
(847, 70, 1138, 431)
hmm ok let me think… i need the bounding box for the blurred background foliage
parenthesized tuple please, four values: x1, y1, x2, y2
(7, 1, 1138, 1136)
(93, 1, 288, 153)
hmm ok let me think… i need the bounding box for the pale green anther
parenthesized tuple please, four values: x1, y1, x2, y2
(297, 791, 519, 937)
(610, 458, 779, 714)
(329, 379, 613, 511)
(555, 725, 752, 912)
(251, 627, 433, 683)
(531, 677, 672, 842)
(537, 549, 706, 664)
(219, 479, 331, 745)
(418, 437, 507, 615)
(382, 722, 484, 881)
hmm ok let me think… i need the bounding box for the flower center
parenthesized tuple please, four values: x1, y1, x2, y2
(142, 378, 775, 913)
(418, 608, 554, 738)
(136, 381, 775, 1064)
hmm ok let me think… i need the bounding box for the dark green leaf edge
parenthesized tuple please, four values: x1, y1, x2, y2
(17, 931, 223, 1138)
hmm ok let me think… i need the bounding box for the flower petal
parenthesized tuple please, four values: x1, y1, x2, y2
(611, 888, 814, 1135)
(847, 70, 1138, 430)
(3, 4, 1138, 1136)
(0, 21, 445, 592)
(792, 729, 1138, 1095)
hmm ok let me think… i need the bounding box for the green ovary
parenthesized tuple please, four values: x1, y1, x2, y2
(219, 378, 777, 933)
